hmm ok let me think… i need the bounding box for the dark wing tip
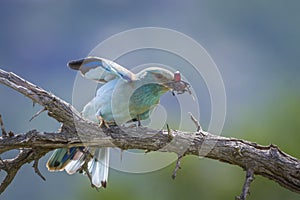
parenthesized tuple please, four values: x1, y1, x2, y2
(67, 58, 85, 70)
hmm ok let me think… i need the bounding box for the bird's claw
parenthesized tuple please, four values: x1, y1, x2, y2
(97, 116, 110, 128)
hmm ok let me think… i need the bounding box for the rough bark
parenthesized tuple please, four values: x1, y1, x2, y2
(0, 69, 299, 198)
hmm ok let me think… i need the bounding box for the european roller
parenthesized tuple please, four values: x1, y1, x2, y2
(46, 56, 191, 188)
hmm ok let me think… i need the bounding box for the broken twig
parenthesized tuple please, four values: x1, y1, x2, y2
(32, 158, 46, 181)
(0, 114, 7, 137)
(188, 112, 202, 132)
(236, 168, 254, 200)
(172, 155, 183, 179)
(29, 108, 47, 122)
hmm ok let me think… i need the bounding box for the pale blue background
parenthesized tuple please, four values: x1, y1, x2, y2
(0, 1, 299, 200)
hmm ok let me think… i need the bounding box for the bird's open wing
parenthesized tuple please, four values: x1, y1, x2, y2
(68, 56, 135, 83)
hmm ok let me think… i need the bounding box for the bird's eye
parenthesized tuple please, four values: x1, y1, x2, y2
(154, 73, 163, 79)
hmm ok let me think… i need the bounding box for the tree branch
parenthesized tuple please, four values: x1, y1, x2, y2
(0, 69, 299, 198)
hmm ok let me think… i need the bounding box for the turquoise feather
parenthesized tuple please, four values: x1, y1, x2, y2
(47, 57, 188, 188)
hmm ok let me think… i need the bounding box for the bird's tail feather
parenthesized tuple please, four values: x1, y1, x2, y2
(88, 148, 110, 188)
(64, 151, 86, 174)
(46, 147, 79, 171)
(47, 147, 110, 188)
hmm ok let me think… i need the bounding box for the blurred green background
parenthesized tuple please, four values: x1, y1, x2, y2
(0, 0, 299, 199)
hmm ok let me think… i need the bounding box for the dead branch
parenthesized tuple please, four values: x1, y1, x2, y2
(236, 168, 255, 200)
(0, 68, 299, 199)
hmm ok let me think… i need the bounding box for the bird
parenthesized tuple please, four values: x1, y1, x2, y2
(46, 56, 191, 188)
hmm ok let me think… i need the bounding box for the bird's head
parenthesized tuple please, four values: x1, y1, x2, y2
(137, 67, 192, 95)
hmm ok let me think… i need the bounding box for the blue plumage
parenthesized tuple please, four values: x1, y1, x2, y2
(47, 56, 191, 188)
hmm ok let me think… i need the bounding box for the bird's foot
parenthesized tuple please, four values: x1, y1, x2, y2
(137, 115, 142, 127)
(97, 116, 110, 128)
